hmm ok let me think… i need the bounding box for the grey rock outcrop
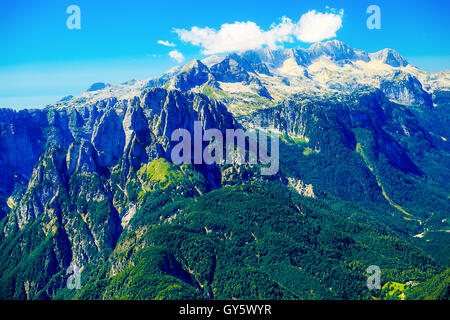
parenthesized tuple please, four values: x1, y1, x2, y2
(171, 60, 216, 91)
(381, 72, 432, 106)
(0, 88, 237, 234)
(369, 48, 409, 67)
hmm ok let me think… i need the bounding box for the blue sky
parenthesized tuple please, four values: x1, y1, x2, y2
(0, 0, 449, 108)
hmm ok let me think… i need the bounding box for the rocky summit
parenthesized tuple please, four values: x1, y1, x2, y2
(0, 41, 448, 300)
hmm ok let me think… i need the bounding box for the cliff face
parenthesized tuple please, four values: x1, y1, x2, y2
(0, 88, 236, 209)
(380, 73, 433, 107)
(0, 88, 238, 298)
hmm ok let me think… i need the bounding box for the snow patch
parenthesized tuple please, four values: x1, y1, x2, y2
(277, 58, 305, 77)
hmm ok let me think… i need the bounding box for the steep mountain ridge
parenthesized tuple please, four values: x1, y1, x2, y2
(0, 88, 236, 218)
(41, 40, 449, 115)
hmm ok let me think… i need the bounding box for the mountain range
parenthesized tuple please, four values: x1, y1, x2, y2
(0, 40, 448, 300)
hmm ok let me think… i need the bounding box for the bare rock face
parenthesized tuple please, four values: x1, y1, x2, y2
(171, 60, 215, 91)
(66, 140, 97, 175)
(210, 54, 257, 83)
(287, 177, 315, 198)
(0, 87, 236, 202)
(369, 48, 409, 67)
(0, 109, 48, 196)
(122, 103, 153, 169)
(380, 73, 432, 106)
(6, 147, 67, 232)
(92, 108, 126, 168)
(308, 40, 370, 64)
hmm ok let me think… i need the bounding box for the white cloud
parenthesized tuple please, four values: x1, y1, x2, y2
(294, 10, 343, 43)
(174, 10, 343, 54)
(174, 19, 293, 55)
(157, 40, 176, 47)
(169, 50, 185, 63)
